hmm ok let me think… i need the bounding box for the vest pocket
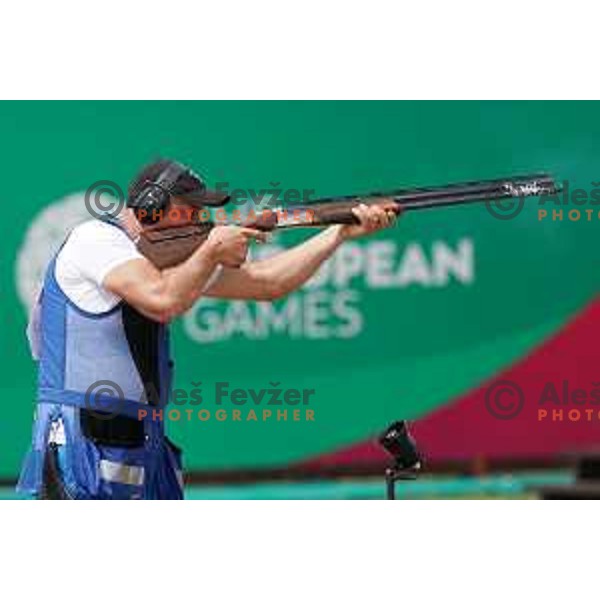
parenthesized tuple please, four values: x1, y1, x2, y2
(91, 443, 146, 499)
(80, 410, 145, 447)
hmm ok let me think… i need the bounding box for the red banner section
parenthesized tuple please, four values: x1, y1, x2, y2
(303, 297, 600, 468)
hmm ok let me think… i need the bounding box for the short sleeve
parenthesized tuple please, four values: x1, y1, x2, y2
(68, 220, 144, 287)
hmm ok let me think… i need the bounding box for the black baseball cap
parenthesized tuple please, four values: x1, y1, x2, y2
(128, 159, 230, 207)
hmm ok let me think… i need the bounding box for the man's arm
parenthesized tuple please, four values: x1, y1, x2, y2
(104, 225, 267, 322)
(205, 204, 396, 301)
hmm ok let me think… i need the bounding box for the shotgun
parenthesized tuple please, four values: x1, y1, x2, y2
(257, 173, 559, 228)
(137, 173, 559, 269)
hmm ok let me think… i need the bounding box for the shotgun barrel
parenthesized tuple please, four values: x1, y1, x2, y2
(269, 173, 559, 228)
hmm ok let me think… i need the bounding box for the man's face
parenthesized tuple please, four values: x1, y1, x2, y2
(161, 197, 201, 226)
(132, 195, 206, 228)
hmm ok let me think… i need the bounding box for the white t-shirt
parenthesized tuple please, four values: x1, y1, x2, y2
(55, 219, 144, 313)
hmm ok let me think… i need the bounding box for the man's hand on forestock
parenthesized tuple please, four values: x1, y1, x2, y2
(339, 202, 400, 240)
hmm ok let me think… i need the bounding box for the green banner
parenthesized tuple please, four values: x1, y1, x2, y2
(1, 101, 598, 478)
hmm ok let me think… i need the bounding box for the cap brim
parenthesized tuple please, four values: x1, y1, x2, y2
(178, 189, 231, 207)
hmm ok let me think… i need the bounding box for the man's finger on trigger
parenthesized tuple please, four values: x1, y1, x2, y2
(351, 205, 366, 223)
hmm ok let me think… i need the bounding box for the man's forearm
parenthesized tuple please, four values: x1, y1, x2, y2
(203, 204, 395, 301)
(160, 240, 221, 316)
(249, 225, 346, 298)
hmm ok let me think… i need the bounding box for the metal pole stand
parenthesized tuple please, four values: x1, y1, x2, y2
(385, 465, 419, 500)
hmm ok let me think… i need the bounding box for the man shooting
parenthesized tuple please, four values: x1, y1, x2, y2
(18, 159, 397, 499)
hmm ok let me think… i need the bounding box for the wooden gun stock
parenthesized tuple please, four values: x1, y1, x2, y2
(136, 212, 279, 270)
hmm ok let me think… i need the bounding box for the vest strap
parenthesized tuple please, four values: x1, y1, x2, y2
(38, 387, 151, 421)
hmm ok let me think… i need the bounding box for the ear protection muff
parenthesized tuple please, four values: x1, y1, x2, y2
(129, 162, 187, 223)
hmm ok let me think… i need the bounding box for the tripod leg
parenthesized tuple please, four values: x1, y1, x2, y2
(385, 469, 396, 500)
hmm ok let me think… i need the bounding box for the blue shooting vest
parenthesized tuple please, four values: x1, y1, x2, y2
(17, 230, 184, 500)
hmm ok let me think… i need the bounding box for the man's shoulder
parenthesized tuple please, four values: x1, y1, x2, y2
(69, 218, 129, 242)
(58, 218, 140, 269)
(56, 217, 143, 294)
